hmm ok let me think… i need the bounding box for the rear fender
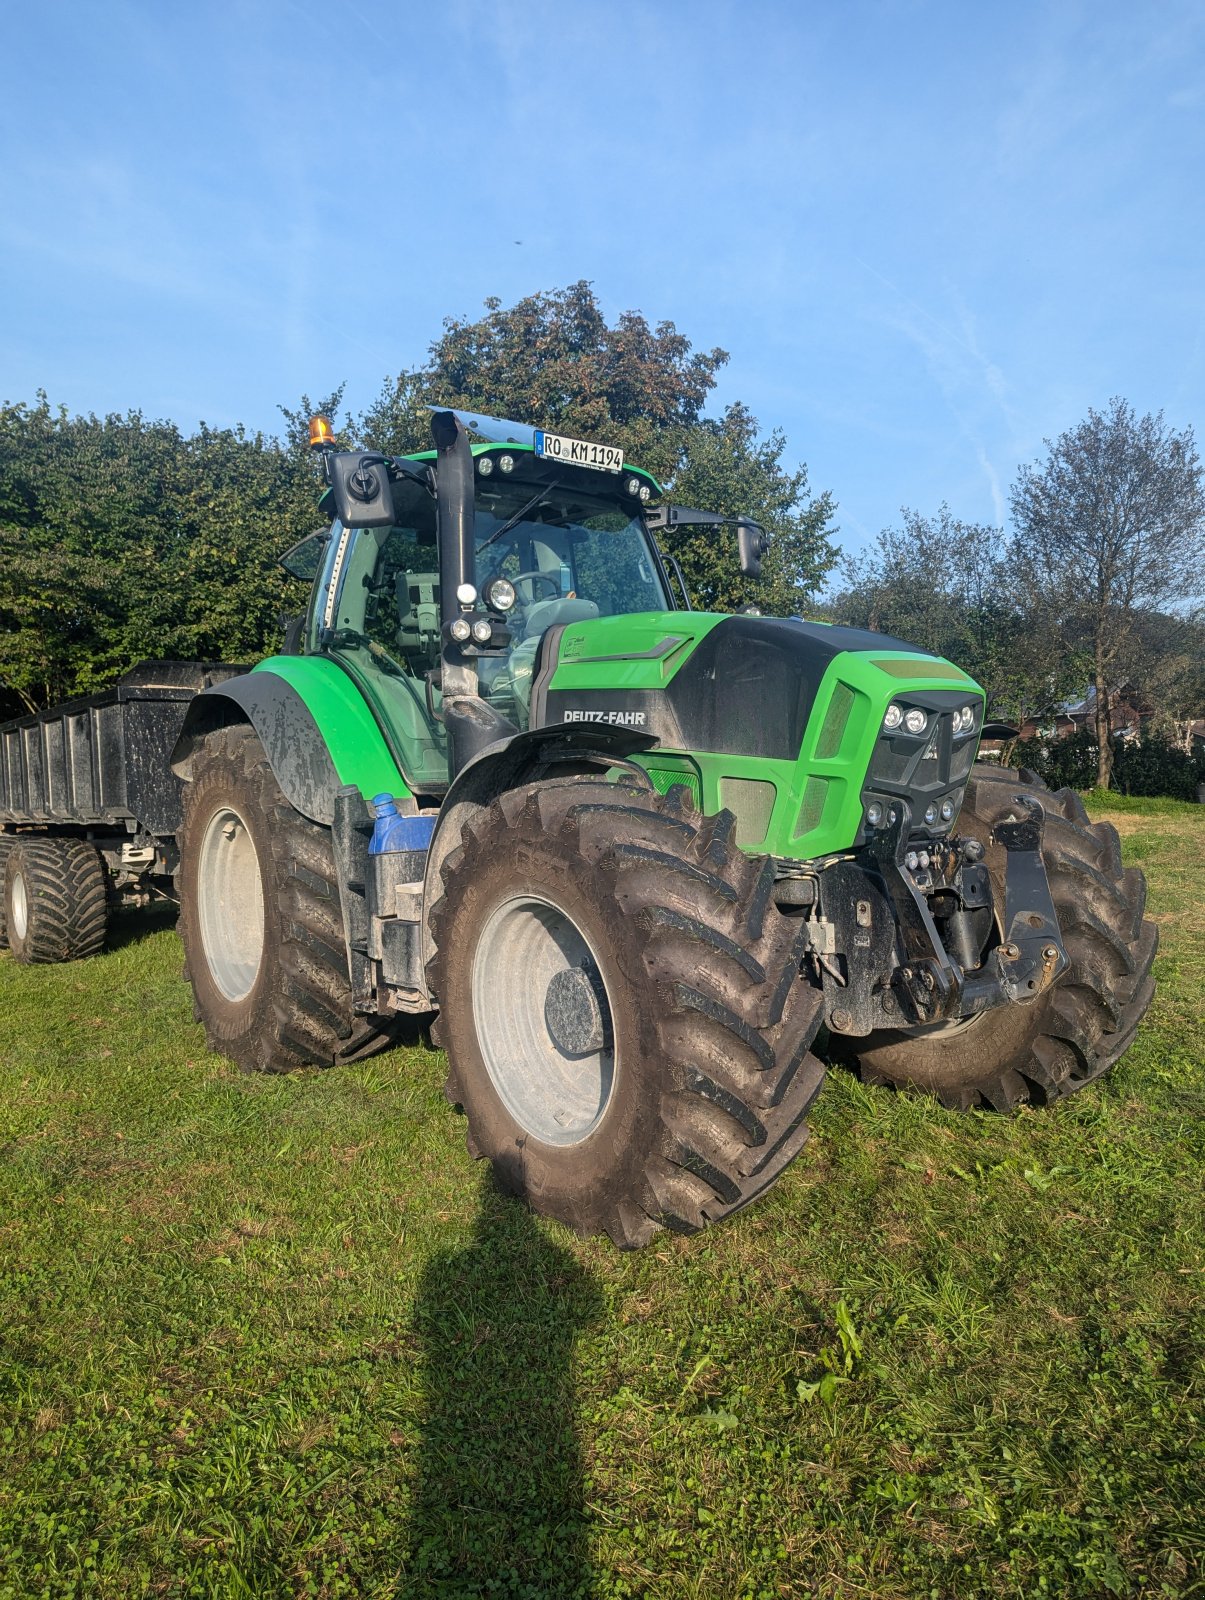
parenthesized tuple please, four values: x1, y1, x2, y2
(420, 723, 656, 982)
(170, 657, 410, 826)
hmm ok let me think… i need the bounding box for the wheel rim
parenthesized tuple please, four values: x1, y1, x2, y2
(470, 893, 617, 1146)
(10, 866, 28, 942)
(196, 806, 265, 1002)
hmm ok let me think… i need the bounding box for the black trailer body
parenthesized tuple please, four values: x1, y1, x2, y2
(0, 661, 242, 840)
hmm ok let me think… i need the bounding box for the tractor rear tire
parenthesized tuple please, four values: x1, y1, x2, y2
(3, 836, 108, 964)
(427, 780, 826, 1247)
(833, 764, 1157, 1110)
(177, 724, 396, 1073)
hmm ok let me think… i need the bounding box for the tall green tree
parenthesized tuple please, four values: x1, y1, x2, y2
(0, 396, 318, 713)
(360, 281, 726, 483)
(1010, 398, 1205, 786)
(668, 403, 837, 613)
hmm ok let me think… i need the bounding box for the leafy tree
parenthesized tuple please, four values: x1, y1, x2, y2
(827, 505, 1074, 721)
(667, 403, 837, 613)
(0, 396, 318, 713)
(1115, 607, 1205, 753)
(1010, 398, 1205, 787)
(361, 282, 726, 484)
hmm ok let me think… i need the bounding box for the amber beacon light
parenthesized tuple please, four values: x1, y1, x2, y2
(308, 414, 336, 451)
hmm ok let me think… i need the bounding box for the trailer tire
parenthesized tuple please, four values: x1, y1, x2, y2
(3, 837, 108, 964)
(427, 780, 826, 1247)
(832, 765, 1158, 1110)
(177, 724, 395, 1073)
(0, 835, 13, 950)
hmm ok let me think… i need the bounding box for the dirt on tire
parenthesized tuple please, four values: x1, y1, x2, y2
(177, 723, 397, 1073)
(427, 779, 826, 1247)
(833, 764, 1157, 1110)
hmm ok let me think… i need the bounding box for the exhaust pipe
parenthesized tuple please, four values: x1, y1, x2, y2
(430, 409, 518, 776)
(431, 410, 475, 626)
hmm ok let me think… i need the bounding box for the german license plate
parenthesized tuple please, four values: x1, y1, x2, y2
(534, 429, 624, 472)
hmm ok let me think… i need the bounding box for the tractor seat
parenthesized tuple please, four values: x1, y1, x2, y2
(395, 570, 441, 668)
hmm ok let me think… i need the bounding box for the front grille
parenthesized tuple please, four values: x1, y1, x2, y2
(815, 682, 855, 760)
(793, 776, 830, 839)
(720, 777, 777, 846)
(861, 690, 980, 840)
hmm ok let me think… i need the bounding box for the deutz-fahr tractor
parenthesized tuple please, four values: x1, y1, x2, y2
(0, 410, 1157, 1246)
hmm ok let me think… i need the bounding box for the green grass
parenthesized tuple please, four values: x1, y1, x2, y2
(1, 798, 1202, 1599)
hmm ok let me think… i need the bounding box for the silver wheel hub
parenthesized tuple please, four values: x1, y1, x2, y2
(10, 867, 28, 942)
(471, 894, 616, 1146)
(196, 806, 265, 1002)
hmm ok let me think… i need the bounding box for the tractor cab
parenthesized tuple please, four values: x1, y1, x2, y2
(299, 410, 755, 791)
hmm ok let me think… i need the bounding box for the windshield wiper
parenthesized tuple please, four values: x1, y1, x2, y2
(476, 481, 560, 554)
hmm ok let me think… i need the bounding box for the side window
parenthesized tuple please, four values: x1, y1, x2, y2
(366, 529, 441, 675)
(344, 480, 440, 676)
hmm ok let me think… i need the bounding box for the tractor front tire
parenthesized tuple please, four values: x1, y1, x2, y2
(834, 765, 1157, 1110)
(427, 780, 826, 1248)
(3, 836, 108, 964)
(177, 724, 395, 1073)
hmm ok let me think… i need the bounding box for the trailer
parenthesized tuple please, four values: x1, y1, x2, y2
(0, 661, 243, 960)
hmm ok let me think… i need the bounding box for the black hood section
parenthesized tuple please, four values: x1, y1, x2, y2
(538, 616, 936, 761)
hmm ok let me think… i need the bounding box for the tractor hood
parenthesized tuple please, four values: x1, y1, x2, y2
(529, 611, 987, 860)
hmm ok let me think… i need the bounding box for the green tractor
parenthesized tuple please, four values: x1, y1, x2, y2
(168, 410, 1157, 1246)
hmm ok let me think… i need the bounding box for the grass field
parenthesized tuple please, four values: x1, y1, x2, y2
(1, 794, 1201, 1599)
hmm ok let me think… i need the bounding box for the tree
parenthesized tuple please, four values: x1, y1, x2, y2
(1009, 398, 1205, 787)
(1114, 606, 1205, 754)
(827, 505, 1075, 722)
(0, 396, 320, 713)
(360, 282, 727, 485)
(361, 284, 837, 613)
(668, 403, 837, 613)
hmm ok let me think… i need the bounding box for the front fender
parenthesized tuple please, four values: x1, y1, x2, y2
(170, 656, 409, 826)
(420, 722, 656, 980)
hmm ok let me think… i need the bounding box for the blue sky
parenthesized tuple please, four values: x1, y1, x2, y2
(2, 0, 1202, 558)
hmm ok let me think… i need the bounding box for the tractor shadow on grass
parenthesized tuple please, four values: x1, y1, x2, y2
(402, 1169, 604, 1598)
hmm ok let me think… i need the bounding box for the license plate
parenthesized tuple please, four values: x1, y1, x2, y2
(534, 429, 624, 472)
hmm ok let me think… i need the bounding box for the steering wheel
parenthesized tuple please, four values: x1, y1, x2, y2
(510, 570, 561, 605)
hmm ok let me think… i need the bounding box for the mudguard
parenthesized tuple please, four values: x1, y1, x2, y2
(170, 656, 409, 827)
(420, 722, 656, 981)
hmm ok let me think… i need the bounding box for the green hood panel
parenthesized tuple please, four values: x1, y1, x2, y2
(552, 611, 726, 688)
(535, 614, 985, 858)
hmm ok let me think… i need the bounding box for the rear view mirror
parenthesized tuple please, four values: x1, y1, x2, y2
(329, 452, 396, 528)
(737, 518, 769, 579)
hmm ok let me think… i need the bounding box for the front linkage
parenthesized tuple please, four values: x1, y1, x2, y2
(805, 794, 1068, 1039)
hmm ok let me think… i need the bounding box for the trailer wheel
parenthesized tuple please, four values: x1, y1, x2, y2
(427, 780, 826, 1247)
(0, 835, 12, 950)
(832, 765, 1158, 1110)
(3, 837, 108, 964)
(177, 724, 395, 1073)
